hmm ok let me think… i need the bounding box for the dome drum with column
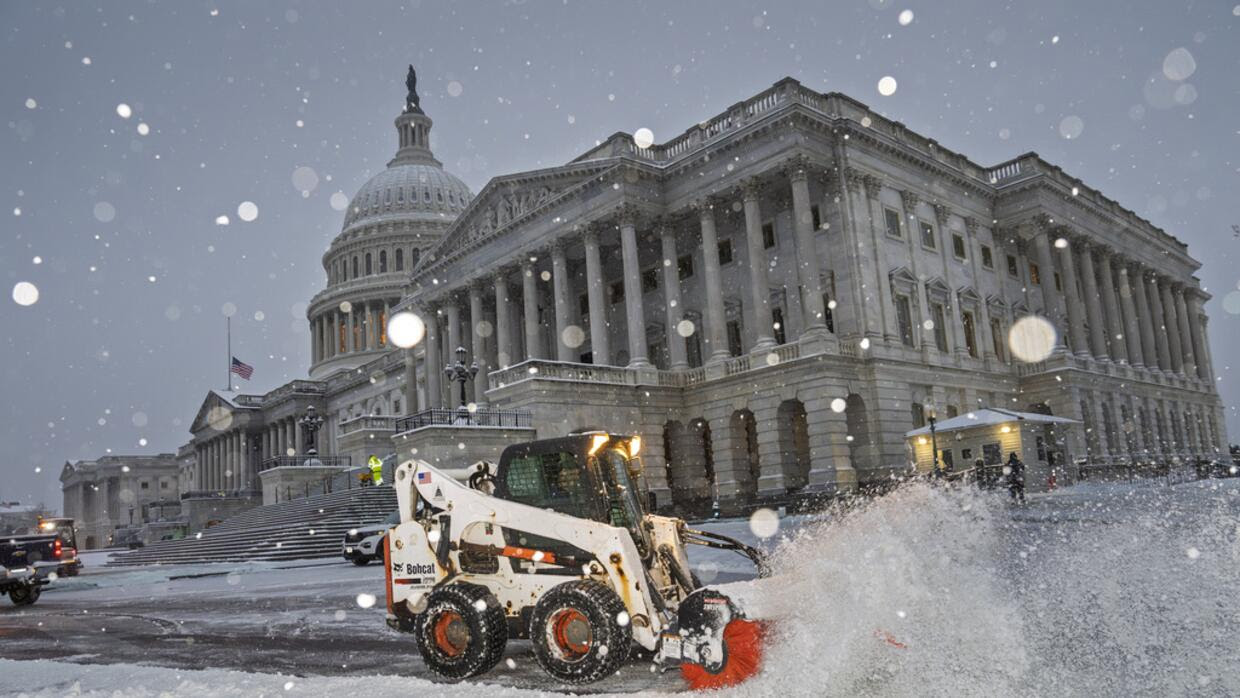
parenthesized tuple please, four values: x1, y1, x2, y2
(308, 73, 473, 380)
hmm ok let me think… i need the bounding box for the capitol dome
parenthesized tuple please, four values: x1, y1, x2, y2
(342, 162, 472, 233)
(307, 67, 471, 380)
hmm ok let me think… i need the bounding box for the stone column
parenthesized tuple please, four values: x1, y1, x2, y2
(1096, 249, 1126, 363)
(1116, 261, 1144, 367)
(1144, 272, 1171, 371)
(1186, 292, 1210, 380)
(741, 178, 776, 350)
(1158, 279, 1183, 374)
(424, 308, 442, 409)
(583, 226, 611, 365)
(446, 301, 462, 358)
(787, 157, 828, 335)
(346, 305, 356, 353)
(1077, 243, 1108, 359)
(660, 223, 689, 369)
(1057, 233, 1088, 356)
(294, 417, 304, 456)
(1032, 227, 1067, 348)
(1132, 266, 1159, 370)
(521, 259, 544, 361)
(404, 346, 418, 415)
(862, 175, 898, 343)
(551, 241, 574, 362)
(469, 283, 490, 404)
(1172, 286, 1196, 378)
(617, 211, 651, 368)
(696, 201, 730, 362)
(493, 270, 513, 368)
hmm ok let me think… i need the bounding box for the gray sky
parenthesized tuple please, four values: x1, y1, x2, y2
(3, 1, 1239, 511)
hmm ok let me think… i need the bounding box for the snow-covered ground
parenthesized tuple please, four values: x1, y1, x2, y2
(3, 478, 1237, 696)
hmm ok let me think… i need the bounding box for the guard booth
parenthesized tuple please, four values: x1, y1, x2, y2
(905, 408, 1080, 492)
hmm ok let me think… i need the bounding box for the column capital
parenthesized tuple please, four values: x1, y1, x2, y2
(781, 153, 812, 183)
(491, 265, 513, 282)
(691, 196, 721, 219)
(581, 223, 602, 246)
(614, 202, 641, 228)
(841, 166, 864, 194)
(899, 189, 920, 211)
(963, 216, 980, 237)
(652, 214, 676, 237)
(1030, 212, 1055, 233)
(931, 203, 951, 226)
(739, 177, 763, 202)
(860, 173, 884, 200)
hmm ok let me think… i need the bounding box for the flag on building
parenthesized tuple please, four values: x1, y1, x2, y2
(230, 356, 254, 380)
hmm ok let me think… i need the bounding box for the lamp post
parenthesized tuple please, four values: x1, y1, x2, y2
(444, 346, 479, 422)
(927, 404, 941, 478)
(298, 405, 324, 456)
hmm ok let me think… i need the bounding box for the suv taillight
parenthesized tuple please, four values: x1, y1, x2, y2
(53, 538, 63, 559)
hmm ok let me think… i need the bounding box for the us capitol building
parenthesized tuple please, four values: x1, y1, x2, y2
(63, 69, 1229, 534)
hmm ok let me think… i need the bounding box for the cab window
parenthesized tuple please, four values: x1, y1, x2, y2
(504, 450, 591, 518)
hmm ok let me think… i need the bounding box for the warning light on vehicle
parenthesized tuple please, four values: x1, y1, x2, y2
(628, 435, 642, 457)
(588, 433, 610, 456)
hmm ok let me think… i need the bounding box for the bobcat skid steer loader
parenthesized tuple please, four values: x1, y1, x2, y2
(383, 432, 770, 690)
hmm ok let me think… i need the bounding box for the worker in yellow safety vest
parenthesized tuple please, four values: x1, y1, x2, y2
(368, 455, 384, 486)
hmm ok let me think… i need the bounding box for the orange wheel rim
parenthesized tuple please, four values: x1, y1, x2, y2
(550, 608, 592, 658)
(432, 610, 468, 657)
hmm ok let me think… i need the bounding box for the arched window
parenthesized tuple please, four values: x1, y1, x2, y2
(395, 249, 404, 271)
(365, 253, 373, 275)
(352, 256, 359, 278)
(411, 248, 421, 268)
(379, 250, 388, 273)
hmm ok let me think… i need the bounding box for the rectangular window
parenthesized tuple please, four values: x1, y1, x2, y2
(641, 267, 659, 294)
(717, 239, 734, 265)
(771, 307, 786, 345)
(952, 233, 967, 260)
(140, 481, 150, 490)
(811, 205, 822, 231)
(981, 245, 994, 269)
(160, 480, 168, 489)
(504, 451, 591, 517)
(762, 222, 776, 249)
(726, 320, 743, 356)
(677, 254, 694, 280)
(896, 295, 915, 347)
(884, 209, 903, 238)
(1007, 254, 1019, 277)
(931, 302, 948, 352)
(822, 293, 835, 334)
(610, 280, 625, 304)
(1029, 263, 1040, 285)
(920, 221, 937, 249)
(983, 443, 1002, 465)
(991, 318, 1005, 361)
(962, 310, 978, 358)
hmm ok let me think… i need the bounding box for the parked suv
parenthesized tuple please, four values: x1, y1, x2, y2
(341, 510, 399, 566)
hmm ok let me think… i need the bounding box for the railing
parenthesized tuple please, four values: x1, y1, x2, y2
(260, 455, 352, 469)
(339, 415, 397, 434)
(394, 407, 533, 433)
(986, 160, 1024, 184)
(491, 359, 638, 388)
(180, 489, 261, 500)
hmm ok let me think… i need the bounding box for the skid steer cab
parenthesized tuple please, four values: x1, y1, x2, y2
(383, 432, 770, 689)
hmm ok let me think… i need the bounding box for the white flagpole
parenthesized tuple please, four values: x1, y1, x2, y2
(226, 315, 231, 392)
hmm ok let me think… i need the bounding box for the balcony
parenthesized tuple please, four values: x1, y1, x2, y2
(339, 415, 397, 435)
(394, 407, 532, 434)
(260, 455, 352, 469)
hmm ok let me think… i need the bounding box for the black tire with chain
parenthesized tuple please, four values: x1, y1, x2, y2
(529, 579, 632, 684)
(8, 584, 41, 606)
(413, 583, 507, 680)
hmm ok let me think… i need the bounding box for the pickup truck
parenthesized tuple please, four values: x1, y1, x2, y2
(1, 535, 58, 606)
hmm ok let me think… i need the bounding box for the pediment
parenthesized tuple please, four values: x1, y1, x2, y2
(189, 390, 251, 436)
(420, 162, 616, 271)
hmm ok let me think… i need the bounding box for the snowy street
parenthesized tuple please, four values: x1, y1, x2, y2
(3, 478, 1238, 697)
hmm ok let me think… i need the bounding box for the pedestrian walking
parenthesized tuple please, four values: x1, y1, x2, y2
(1006, 452, 1026, 504)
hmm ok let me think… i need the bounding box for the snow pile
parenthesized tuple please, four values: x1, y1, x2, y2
(725, 482, 1029, 696)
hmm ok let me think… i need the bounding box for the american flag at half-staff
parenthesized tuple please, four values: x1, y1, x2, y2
(230, 356, 254, 380)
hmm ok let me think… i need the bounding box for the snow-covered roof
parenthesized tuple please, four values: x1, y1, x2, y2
(905, 407, 1078, 437)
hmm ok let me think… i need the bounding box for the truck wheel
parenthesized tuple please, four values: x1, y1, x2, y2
(9, 585, 40, 606)
(352, 556, 371, 566)
(530, 580, 632, 684)
(414, 584, 507, 679)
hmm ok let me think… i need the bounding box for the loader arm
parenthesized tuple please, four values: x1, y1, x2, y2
(390, 459, 669, 649)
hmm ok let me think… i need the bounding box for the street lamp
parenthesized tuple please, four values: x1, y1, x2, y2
(926, 404, 941, 478)
(444, 346, 479, 421)
(298, 405, 324, 456)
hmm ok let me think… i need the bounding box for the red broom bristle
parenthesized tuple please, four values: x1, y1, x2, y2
(681, 618, 767, 691)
